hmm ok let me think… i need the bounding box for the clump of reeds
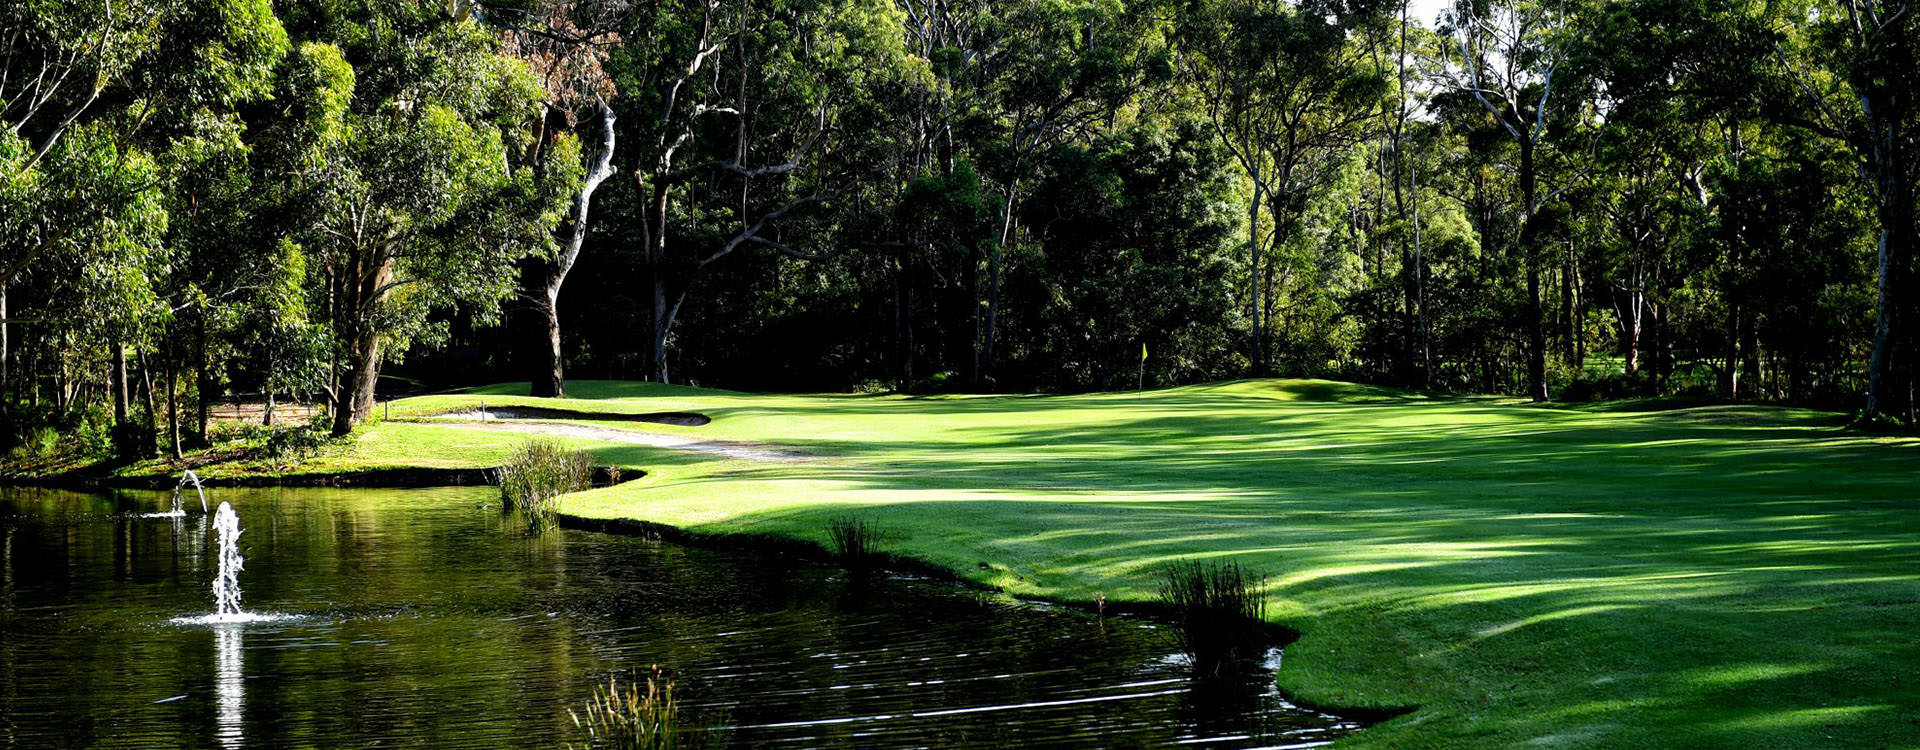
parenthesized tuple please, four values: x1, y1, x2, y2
(570, 666, 684, 750)
(826, 516, 882, 566)
(494, 438, 593, 528)
(1157, 559, 1270, 675)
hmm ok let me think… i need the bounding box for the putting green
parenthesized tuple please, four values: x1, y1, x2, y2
(380, 379, 1919, 747)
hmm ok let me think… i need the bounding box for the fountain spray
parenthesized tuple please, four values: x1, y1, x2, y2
(212, 502, 244, 617)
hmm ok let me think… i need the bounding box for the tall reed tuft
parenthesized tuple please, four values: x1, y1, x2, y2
(570, 666, 686, 750)
(826, 516, 882, 566)
(1157, 559, 1270, 676)
(494, 438, 594, 528)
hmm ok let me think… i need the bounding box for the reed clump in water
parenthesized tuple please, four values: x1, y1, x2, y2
(826, 517, 883, 567)
(1157, 559, 1270, 675)
(571, 666, 689, 750)
(494, 438, 594, 527)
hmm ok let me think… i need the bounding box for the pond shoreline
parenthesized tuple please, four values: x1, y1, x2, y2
(3, 482, 1371, 747)
(555, 511, 1417, 727)
(1, 463, 1410, 730)
(1, 465, 639, 490)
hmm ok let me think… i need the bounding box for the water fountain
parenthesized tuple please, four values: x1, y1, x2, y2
(211, 502, 245, 618)
(139, 493, 187, 519)
(141, 470, 207, 518)
(179, 469, 208, 513)
(173, 501, 278, 626)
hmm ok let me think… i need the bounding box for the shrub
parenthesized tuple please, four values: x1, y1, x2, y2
(826, 517, 882, 565)
(570, 667, 688, 750)
(264, 418, 331, 460)
(1157, 559, 1270, 676)
(494, 438, 594, 527)
(67, 404, 114, 456)
(22, 426, 58, 458)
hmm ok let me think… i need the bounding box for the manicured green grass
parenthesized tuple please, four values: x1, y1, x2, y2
(9, 419, 676, 483)
(45, 378, 1920, 747)
(409, 378, 1920, 748)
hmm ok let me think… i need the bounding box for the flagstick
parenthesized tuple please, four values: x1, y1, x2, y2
(1137, 343, 1146, 397)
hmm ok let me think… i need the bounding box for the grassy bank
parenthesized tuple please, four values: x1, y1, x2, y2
(428, 379, 1919, 748)
(0, 416, 666, 485)
(22, 378, 1920, 747)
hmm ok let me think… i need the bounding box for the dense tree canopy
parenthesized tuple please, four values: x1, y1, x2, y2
(6, 0, 1920, 454)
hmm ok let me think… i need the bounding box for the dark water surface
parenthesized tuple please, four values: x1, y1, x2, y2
(0, 485, 1357, 748)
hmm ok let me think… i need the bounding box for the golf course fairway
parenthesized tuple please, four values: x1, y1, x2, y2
(338, 380, 1920, 746)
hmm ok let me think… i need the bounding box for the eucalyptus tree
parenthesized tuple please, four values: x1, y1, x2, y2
(884, 0, 991, 391)
(0, 0, 144, 187)
(611, 0, 919, 384)
(966, 0, 1169, 384)
(282, 4, 574, 435)
(497, 0, 623, 398)
(1766, 0, 1920, 422)
(1, 0, 286, 413)
(6, 124, 168, 421)
(1573, 0, 1796, 396)
(1430, 0, 1587, 401)
(1013, 119, 1242, 390)
(1176, 0, 1390, 374)
(2, 0, 287, 457)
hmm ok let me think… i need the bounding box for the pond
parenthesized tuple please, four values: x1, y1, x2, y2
(0, 485, 1359, 748)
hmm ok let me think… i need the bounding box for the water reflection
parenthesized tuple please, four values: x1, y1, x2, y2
(213, 625, 244, 749)
(0, 486, 1363, 748)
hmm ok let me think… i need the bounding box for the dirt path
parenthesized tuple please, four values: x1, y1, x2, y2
(438, 420, 807, 462)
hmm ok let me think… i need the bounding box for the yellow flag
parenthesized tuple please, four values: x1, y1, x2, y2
(1141, 342, 1149, 361)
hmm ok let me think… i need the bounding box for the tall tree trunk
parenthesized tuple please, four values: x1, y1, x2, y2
(1862, 87, 1915, 422)
(1722, 301, 1740, 398)
(650, 276, 669, 384)
(529, 289, 564, 396)
(330, 250, 394, 437)
(137, 348, 156, 458)
(648, 277, 687, 385)
(1619, 283, 1642, 377)
(978, 180, 1018, 385)
(1248, 181, 1267, 377)
(1411, 161, 1429, 385)
(332, 311, 381, 437)
(1, 282, 8, 399)
(55, 348, 69, 414)
(1865, 219, 1913, 421)
(1561, 241, 1577, 367)
(166, 351, 180, 460)
(1519, 140, 1548, 402)
(523, 101, 615, 398)
(193, 309, 211, 445)
(111, 341, 129, 451)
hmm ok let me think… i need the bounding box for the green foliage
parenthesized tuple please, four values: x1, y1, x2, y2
(494, 438, 594, 527)
(1009, 120, 1243, 389)
(3, 0, 1915, 439)
(263, 415, 334, 460)
(826, 516, 882, 564)
(1157, 559, 1270, 676)
(569, 667, 698, 750)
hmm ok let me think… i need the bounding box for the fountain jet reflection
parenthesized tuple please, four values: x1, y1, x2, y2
(213, 624, 244, 749)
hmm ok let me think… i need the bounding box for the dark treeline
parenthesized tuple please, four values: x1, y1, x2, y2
(3, 0, 1917, 457)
